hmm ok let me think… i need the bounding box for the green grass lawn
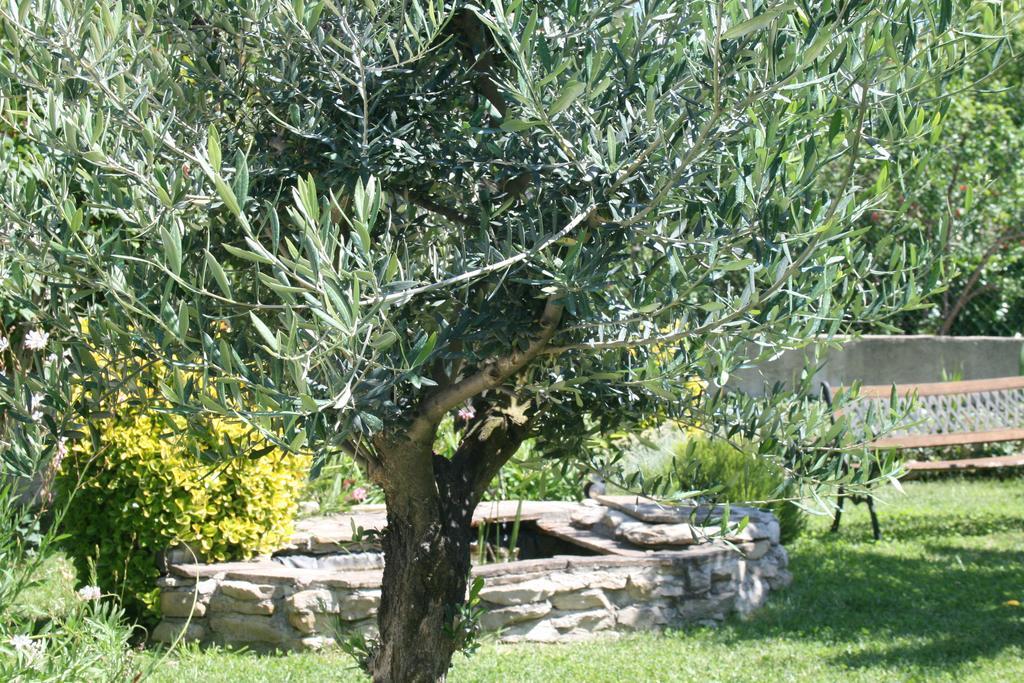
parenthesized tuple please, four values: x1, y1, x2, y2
(139, 477, 1024, 683)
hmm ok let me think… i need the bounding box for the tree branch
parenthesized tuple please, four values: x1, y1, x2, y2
(362, 207, 596, 306)
(940, 228, 1024, 334)
(402, 188, 476, 229)
(447, 408, 531, 504)
(408, 295, 563, 443)
(451, 9, 509, 118)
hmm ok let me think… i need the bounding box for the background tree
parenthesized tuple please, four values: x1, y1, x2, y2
(0, 0, 1000, 680)
(850, 18, 1024, 337)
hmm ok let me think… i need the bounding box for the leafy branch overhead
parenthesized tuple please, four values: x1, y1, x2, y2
(2, 0, 988, 456)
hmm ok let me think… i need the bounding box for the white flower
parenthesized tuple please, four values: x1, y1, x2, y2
(23, 329, 49, 351)
(30, 393, 45, 422)
(8, 634, 33, 653)
(0, 336, 8, 352)
(27, 638, 45, 667)
(76, 585, 102, 601)
(7, 634, 44, 667)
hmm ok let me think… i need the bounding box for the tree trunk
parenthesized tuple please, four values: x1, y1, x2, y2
(370, 488, 474, 683)
(368, 415, 529, 682)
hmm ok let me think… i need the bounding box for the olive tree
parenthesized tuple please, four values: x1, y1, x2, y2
(0, 0, 998, 680)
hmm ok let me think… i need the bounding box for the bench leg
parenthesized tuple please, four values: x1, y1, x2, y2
(867, 496, 881, 541)
(831, 485, 845, 533)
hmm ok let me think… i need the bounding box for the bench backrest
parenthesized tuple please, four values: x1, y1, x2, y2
(829, 377, 1024, 449)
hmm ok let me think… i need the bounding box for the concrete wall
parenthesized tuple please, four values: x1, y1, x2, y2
(731, 335, 1024, 396)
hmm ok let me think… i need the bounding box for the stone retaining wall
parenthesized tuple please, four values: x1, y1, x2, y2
(153, 499, 791, 650)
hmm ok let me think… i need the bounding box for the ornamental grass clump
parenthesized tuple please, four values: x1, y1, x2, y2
(667, 435, 807, 544)
(0, 485, 143, 681)
(56, 411, 309, 620)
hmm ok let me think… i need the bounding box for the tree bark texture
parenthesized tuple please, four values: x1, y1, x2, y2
(369, 414, 528, 682)
(370, 484, 473, 683)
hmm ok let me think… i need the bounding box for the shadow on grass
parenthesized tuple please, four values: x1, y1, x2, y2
(719, 511, 1024, 673)
(838, 510, 1024, 541)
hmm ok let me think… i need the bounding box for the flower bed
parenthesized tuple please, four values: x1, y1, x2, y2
(152, 498, 790, 649)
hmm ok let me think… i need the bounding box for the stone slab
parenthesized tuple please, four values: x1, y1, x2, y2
(470, 556, 571, 579)
(219, 580, 277, 602)
(209, 593, 275, 615)
(472, 500, 577, 525)
(534, 519, 648, 557)
(551, 588, 612, 611)
(161, 591, 207, 618)
(480, 601, 552, 630)
(282, 501, 578, 555)
(171, 562, 384, 590)
(208, 614, 289, 644)
(595, 495, 767, 522)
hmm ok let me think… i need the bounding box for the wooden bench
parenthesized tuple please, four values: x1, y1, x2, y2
(822, 376, 1024, 539)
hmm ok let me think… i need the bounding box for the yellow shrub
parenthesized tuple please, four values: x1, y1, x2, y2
(56, 411, 310, 620)
(630, 331, 706, 434)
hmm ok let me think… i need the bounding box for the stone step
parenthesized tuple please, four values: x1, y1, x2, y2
(281, 500, 579, 555)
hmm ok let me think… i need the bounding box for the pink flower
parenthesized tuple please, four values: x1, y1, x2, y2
(23, 329, 49, 351)
(457, 405, 476, 421)
(53, 438, 68, 468)
(350, 487, 367, 502)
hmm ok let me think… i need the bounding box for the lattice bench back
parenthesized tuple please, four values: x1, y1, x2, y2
(834, 376, 1024, 450)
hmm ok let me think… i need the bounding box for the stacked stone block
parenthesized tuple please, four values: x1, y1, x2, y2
(152, 500, 790, 649)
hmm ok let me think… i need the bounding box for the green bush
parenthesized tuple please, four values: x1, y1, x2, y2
(0, 486, 142, 681)
(303, 453, 384, 515)
(483, 439, 584, 502)
(638, 433, 806, 544)
(56, 413, 310, 620)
